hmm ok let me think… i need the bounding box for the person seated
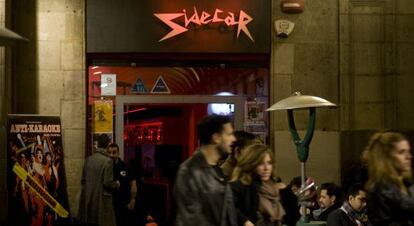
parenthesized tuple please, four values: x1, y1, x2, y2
(327, 183, 369, 226)
(312, 182, 343, 221)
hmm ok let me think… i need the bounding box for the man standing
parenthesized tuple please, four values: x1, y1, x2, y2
(327, 183, 368, 226)
(106, 143, 138, 226)
(78, 135, 119, 226)
(174, 114, 237, 226)
(312, 182, 343, 221)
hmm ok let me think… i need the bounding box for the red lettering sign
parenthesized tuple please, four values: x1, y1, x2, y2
(154, 7, 254, 42)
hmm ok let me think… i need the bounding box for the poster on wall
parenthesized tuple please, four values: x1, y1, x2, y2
(101, 74, 117, 96)
(245, 101, 265, 125)
(93, 100, 113, 133)
(7, 115, 70, 226)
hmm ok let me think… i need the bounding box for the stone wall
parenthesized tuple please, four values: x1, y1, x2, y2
(0, 0, 7, 222)
(10, 0, 85, 218)
(339, 0, 414, 183)
(270, 0, 414, 186)
(271, 0, 341, 184)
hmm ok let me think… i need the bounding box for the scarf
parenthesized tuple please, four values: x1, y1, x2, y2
(340, 201, 368, 226)
(258, 181, 286, 223)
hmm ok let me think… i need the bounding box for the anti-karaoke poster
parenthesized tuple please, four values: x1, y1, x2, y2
(7, 115, 70, 226)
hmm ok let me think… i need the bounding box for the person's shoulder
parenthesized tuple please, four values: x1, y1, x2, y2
(230, 180, 244, 187)
(115, 158, 127, 167)
(177, 155, 200, 176)
(327, 208, 346, 223)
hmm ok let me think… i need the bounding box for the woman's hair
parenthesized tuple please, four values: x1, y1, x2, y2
(366, 131, 410, 191)
(230, 143, 274, 185)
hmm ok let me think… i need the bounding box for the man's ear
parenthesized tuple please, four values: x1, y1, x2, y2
(212, 133, 221, 144)
(331, 195, 336, 204)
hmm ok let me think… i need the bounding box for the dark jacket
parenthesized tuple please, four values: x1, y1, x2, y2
(368, 182, 414, 226)
(327, 208, 358, 226)
(230, 177, 300, 226)
(174, 150, 237, 226)
(317, 204, 341, 222)
(78, 148, 117, 226)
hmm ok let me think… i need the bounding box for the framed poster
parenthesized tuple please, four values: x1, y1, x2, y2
(101, 74, 117, 96)
(245, 101, 265, 126)
(93, 100, 113, 133)
(7, 115, 69, 226)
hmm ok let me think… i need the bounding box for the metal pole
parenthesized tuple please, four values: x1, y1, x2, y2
(301, 162, 306, 188)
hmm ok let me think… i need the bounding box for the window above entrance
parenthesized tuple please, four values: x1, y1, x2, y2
(88, 66, 268, 97)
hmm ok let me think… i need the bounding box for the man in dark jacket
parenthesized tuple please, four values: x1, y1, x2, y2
(327, 183, 368, 226)
(107, 143, 138, 226)
(312, 182, 343, 221)
(174, 114, 237, 226)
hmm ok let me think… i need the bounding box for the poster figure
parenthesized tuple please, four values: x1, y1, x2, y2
(7, 115, 69, 226)
(245, 101, 266, 125)
(93, 100, 113, 133)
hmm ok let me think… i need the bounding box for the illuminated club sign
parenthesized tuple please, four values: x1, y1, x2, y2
(154, 7, 254, 42)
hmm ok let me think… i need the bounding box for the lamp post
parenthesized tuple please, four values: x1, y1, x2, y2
(0, 27, 28, 46)
(267, 92, 336, 224)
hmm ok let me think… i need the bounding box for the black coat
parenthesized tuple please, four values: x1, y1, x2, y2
(317, 204, 341, 222)
(327, 208, 358, 226)
(230, 177, 300, 226)
(174, 151, 237, 226)
(368, 182, 414, 226)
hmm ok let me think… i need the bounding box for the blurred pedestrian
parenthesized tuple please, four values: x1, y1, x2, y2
(174, 114, 237, 226)
(365, 131, 414, 225)
(78, 135, 119, 226)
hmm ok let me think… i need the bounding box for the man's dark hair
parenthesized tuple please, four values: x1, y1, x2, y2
(197, 114, 231, 145)
(321, 182, 343, 205)
(108, 143, 119, 150)
(231, 131, 258, 152)
(289, 176, 303, 189)
(346, 183, 365, 199)
(97, 134, 111, 149)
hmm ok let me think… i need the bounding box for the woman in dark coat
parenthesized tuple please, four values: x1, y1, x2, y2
(365, 132, 414, 226)
(230, 144, 299, 226)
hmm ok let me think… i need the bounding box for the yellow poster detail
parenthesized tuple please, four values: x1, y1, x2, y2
(13, 164, 69, 218)
(93, 100, 113, 133)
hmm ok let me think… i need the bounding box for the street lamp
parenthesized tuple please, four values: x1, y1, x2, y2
(267, 91, 336, 224)
(0, 27, 28, 46)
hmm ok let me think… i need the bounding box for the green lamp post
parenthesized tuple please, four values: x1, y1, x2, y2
(267, 92, 336, 225)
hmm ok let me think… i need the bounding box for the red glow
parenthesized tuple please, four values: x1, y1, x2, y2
(154, 7, 254, 42)
(125, 122, 163, 144)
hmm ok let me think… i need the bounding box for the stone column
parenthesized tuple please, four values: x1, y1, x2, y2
(11, 0, 86, 217)
(0, 0, 8, 222)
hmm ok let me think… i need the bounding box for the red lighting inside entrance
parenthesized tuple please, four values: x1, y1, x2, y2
(125, 122, 163, 144)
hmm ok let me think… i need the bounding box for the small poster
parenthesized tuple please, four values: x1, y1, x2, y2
(101, 74, 117, 96)
(245, 101, 265, 125)
(131, 77, 148, 93)
(93, 100, 113, 133)
(7, 115, 70, 226)
(151, 75, 170, 94)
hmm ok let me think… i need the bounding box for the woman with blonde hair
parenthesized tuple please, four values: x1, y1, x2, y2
(230, 143, 299, 226)
(365, 131, 414, 225)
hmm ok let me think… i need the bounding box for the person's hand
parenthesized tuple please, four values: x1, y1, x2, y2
(244, 220, 254, 226)
(115, 180, 120, 189)
(127, 199, 135, 210)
